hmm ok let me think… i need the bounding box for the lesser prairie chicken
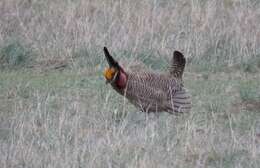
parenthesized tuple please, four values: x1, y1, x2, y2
(103, 47, 191, 114)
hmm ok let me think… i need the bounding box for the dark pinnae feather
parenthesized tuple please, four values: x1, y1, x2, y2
(103, 47, 120, 69)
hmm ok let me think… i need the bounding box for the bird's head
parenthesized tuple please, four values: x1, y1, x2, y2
(103, 47, 127, 88)
(103, 47, 120, 84)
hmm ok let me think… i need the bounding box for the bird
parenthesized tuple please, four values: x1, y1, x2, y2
(103, 47, 191, 114)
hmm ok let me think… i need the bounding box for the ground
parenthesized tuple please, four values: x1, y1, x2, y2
(0, 67, 259, 168)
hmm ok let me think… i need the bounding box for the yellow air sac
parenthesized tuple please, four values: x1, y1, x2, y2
(104, 67, 116, 81)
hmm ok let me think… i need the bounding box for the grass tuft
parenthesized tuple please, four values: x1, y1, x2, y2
(239, 81, 260, 102)
(0, 40, 32, 68)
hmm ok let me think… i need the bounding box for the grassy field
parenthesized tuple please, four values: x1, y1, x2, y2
(0, 0, 260, 167)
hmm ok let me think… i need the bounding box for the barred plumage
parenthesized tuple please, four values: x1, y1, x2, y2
(103, 47, 191, 114)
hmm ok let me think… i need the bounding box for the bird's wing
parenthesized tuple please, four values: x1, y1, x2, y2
(126, 80, 168, 104)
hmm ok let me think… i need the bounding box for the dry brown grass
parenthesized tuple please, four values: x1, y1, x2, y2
(1, 0, 260, 63)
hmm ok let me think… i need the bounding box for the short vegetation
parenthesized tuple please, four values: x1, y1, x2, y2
(0, 0, 259, 167)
